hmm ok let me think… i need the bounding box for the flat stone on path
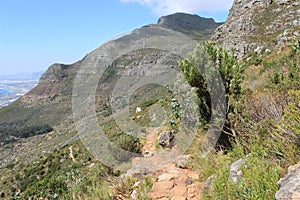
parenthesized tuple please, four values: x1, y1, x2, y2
(152, 180, 174, 192)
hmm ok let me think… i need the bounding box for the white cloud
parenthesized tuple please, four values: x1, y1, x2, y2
(120, 0, 234, 15)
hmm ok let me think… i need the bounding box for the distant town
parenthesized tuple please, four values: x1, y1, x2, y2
(0, 72, 42, 108)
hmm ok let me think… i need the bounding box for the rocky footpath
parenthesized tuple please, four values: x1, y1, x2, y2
(148, 163, 201, 200)
(121, 127, 202, 200)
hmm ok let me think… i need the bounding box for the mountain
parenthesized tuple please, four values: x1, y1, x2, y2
(0, 13, 219, 164)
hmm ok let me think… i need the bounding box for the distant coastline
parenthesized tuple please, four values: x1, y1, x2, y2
(0, 72, 42, 108)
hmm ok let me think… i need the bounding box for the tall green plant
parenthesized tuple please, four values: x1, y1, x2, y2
(179, 42, 244, 142)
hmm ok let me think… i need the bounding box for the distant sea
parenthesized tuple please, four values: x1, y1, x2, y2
(0, 89, 11, 95)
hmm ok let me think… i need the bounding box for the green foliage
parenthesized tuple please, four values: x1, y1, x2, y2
(67, 166, 112, 199)
(0, 98, 71, 144)
(247, 51, 263, 66)
(169, 99, 181, 119)
(140, 98, 160, 110)
(99, 64, 118, 84)
(202, 139, 282, 200)
(0, 122, 52, 140)
(116, 132, 142, 153)
(136, 176, 153, 200)
(178, 42, 245, 149)
(0, 141, 113, 199)
(204, 42, 245, 99)
(209, 157, 279, 200)
(178, 46, 211, 122)
(111, 132, 143, 161)
(262, 41, 300, 89)
(280, 90, 300, 136)
(117, 176, 138, 196)
(288, 40, 300, 58)
(179, 42, 244, 120)
(114, 175, 153, 200)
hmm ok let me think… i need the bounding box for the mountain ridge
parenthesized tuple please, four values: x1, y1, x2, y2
(147, 12, 223, 40)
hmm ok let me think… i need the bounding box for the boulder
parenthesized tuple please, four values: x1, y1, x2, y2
(228, 158, 245, 183)
(275, 162, 300, 200)
(203, 175, 215, 193)
(158, 130, 176, 147)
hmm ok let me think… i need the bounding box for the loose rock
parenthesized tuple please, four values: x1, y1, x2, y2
(228, 158, 245, 183)
(175, 155, 190, 169)
(158, 130, 176, 147)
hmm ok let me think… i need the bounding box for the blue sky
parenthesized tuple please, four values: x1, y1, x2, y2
(0, 0, 233, 76)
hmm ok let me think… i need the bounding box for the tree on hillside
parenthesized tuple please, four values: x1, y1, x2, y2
(179, 42, 244, 147)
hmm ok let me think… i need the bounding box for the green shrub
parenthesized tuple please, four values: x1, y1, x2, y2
(203, 140, 280, 200)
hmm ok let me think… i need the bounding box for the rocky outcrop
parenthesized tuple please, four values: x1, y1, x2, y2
(228, 0, 273, 19)
(275, 162, 300, 200)
(212, 0, 300, 58)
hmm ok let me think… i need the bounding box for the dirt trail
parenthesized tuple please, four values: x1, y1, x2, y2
(128, 127, 203, 200)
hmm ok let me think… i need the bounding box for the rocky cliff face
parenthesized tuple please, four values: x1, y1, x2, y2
(212, 0, 300, 57)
